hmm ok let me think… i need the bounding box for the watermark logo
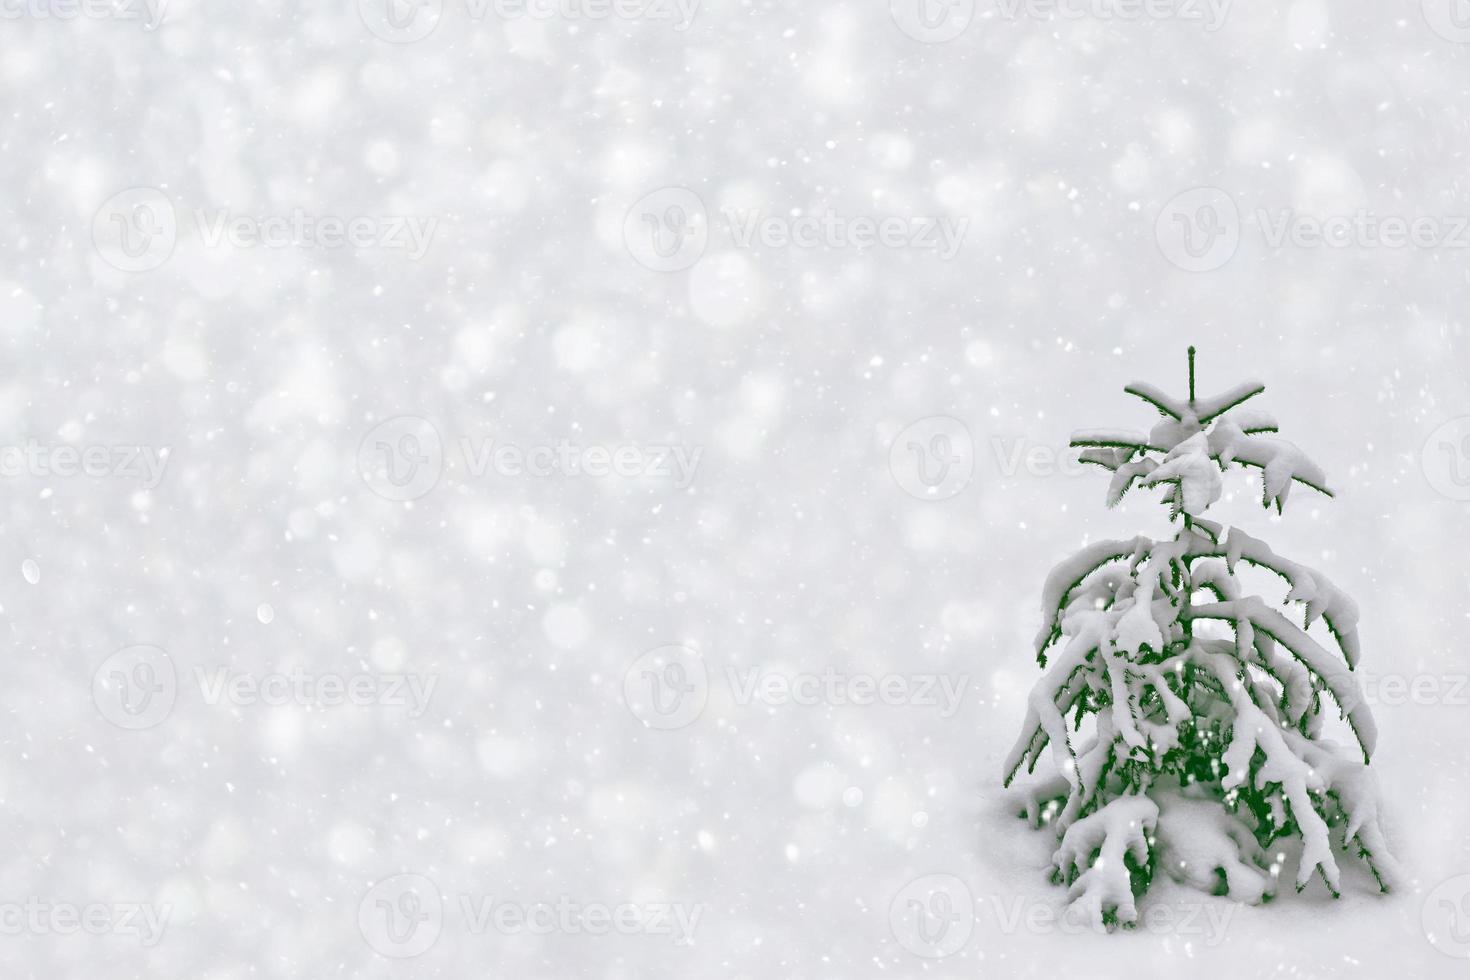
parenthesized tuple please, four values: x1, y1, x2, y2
(888, 876, 1237, 955)
(892, 0, 1229, 40)
(1156, 186, 1240, 272)
(456, 894, 703, 944)
(723, 209, 968, 260)
(91, 188, 437, 271)
(726, 668, 969, 717)
(359, 874, 702, 956)
(624, 187, 709, 272)
(1422, 417, 1470, 501)
(890, 874, 974, 958)
(0, 0, 167, 28)
(624, 187, 969, 270)
(991, 435, 1092, 479)
(890, 0, 975, 42)
(999, 0, 1229, 29)
(361, 0, 698, 41)
(194, 667, 437, 718)
(91, 645, 177, 730)
(92, 187, 177, 273)
(1424, 874, 1470, 957)
(0, 441, 169, 488)
(1256, 211, 1470, 250)
(360, 874, 444, 958)
(358, 416, 446, 502)
(1359, 671, 1470, 706)
(622, 648, 969, 728)
(358, 0, 444, 41)
(0, 899, 171, 946)
(1158, 187, 1470, 271)
(355, 416, 703, 502)
(92, 645, 439, 729)
(889, 416, 974, 500)
(623, 645, 708, 730)
(1422, 0, 1470, 42)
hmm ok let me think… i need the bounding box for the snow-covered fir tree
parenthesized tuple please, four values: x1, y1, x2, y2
(1004, 348, 1396, 930)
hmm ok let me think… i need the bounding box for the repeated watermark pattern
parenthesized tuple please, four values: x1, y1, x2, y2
(888, 424, 1127, 498)
(624, 187, 969, 272)
(0, 441, 169, 488)
(1156, 186, 1470, 272)
(1425, 874, 1470, 957)
(357, 415, 703, 502)
(92, 187, 438, 272)
(890, 0, 1230, 42)
(194, 667, 437, 717)
(889, 874, 1238, 957)
(0, 899, 171, 946)
(1358, 671, 1470, 707)
(1423, 0, 1470, 42)
(358, 873, 703, 958)
(725, 667, 970, 717)
(989, 436, 1092, 480)
(0, 0, 166, 27)
(889, 874, 976, 958)
(722, 209, 968, 261)
(41, 6, 1466, 972)
(890, 0, 977, 42)
(357, 0, 700, 42)
(91, 645, 438, 730)
(1422, 417, 1470, 501)
(623, 645, 971, 729)
(92, 645, 179, 730)
(623, 644, 709, 730)
(888, 416, 975, 501)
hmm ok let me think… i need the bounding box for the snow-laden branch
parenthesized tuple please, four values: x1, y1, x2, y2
(1156, 790, 1274, 905)
(1071, 421, 1334, 512)
(1032, 536, 1151, 658)
(1188, 598, 1375, 762)
(1192, 646, 1343, 894)
(1052, 795, 1159, 927)
(1222, 527, 1361, 668)
(1284, 731, 1401, 892)
(1122, 380, 1266, 424)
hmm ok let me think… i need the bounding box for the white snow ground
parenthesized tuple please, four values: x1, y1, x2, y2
(1, 0, 1469, 977)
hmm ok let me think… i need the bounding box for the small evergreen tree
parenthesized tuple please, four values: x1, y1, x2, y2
(1004, 348, 1396, 930)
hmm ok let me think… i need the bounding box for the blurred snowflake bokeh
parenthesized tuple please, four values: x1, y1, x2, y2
(2, 0, 1469, 976)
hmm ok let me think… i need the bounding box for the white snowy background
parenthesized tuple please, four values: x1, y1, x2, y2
(3, 0, 1470, 976)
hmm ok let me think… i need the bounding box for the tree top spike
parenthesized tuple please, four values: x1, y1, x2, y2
(1188, 346, 1197, 403)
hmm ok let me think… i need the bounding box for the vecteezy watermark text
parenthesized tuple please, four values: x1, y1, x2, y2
(1156, 186, 1470, 272)
(722, 209, 968, 260)
(1358, 671, 1470, 706)
(623, 645, 972, 730)
(357, 416, 703, 501)
(92, 187, 438, 272)
(91, 645, 439, 730)
(889, 0, 1230, 43)
(0, 0, 166, 27)
(357, 0, 701, 43)
(358, 873, 704, 958)
(888, 874, 1237, 958)
(725, 667, 970, 717)
(0, 899, 171, 947)
(0, 441, 169, 488)
(623, 187, 969, 271)
(194, 667, 437, 718)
